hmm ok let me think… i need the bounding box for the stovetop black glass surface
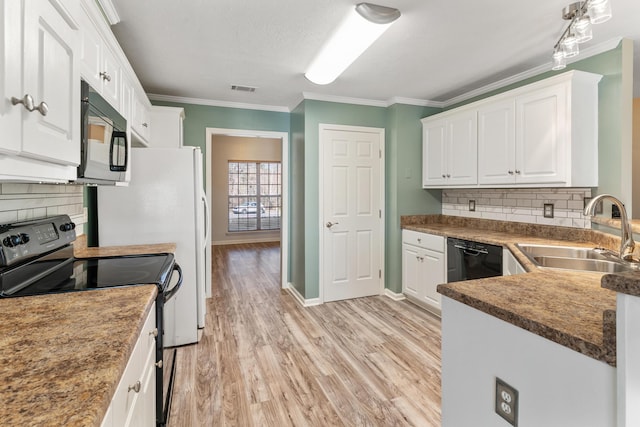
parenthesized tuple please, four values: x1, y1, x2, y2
(0, 253, 174, 297)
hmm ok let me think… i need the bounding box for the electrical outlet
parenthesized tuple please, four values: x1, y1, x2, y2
(469, 200, 476, 211)
(495, 377, 518, 426)
(543, 203, 554, 218)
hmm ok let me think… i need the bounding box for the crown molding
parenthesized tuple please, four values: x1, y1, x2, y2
(147, 93, 290, 113)
(386, 97, 445, 108)
(96, 0, 121, 25)
(302, 92, 388, 108)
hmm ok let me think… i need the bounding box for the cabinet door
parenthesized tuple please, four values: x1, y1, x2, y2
(21, 0, 80, 166)
(478, 99, 516, 185)
(446, 110, 477, 186)
(422, 119, 447, 187)
(422, 248, 444, 309)
(515, 83, 567, 184)
(132, 94, 151, 144)
(100, 45, 121, 109)
(402, 243, 422, 300)
(0, 1, 22, 155)
(78, 9, 103, 91)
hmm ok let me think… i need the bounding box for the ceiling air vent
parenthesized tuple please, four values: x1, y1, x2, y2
(231, 85, 256, 93)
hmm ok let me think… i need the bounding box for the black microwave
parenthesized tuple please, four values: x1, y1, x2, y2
(76, 80, 128, 185)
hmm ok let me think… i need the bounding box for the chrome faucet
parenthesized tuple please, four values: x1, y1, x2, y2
(584, 194, 636, 261)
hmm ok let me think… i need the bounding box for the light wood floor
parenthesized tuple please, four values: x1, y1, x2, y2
(168, 242, 442, 426)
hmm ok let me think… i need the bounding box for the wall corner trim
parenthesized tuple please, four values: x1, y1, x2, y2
(286, 285, 322, 307)
(384, 288, 406, 301)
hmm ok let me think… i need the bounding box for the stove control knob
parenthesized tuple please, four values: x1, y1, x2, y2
(8, 235, 22, 247)
(2, 237, 13, 248)
(20, 233, 30, 244)
(59, 222, 75, 232)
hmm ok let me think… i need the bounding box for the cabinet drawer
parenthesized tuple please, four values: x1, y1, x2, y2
(109, 302, 156, 427)
(402, 229, 444, 252)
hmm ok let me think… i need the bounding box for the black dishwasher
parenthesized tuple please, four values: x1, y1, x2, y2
(447, 237, 503, 283)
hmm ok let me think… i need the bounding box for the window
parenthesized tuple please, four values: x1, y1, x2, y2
(228, 161, 281, 232)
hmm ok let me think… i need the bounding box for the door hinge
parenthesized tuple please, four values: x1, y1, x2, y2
(379, 149, 382, 159)
(379, 269, 382, 279)
(379, 209, 381, 218)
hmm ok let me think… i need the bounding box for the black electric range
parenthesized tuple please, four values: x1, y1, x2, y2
(0, 215, 180, 426)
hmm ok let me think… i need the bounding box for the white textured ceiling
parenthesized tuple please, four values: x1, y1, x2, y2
(108, 0, 640, 110)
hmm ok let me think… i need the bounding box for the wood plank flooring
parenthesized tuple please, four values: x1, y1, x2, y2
(168, 242, 442, 426)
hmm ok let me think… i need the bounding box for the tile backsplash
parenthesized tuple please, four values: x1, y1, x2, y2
(0, 183, 87, 233)
(442, 188, 592, 228)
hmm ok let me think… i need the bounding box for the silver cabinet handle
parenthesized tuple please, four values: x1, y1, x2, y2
(34, 101, 48, 116)
(99, 71, 112, 82)
(128, 381, 141, 393)
(326, 221, 339, 229)
(149, 328, 158, 338)
(11, 94, 34, 111)
(11, 95, 47, 116)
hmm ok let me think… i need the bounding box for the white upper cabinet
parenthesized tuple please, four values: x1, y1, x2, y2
(477, 98, 516, 185)
(422, 108, 477, 188)
(21, 0, 80, 167)
(424, 70, 602, 189)
(150, 106, 184, 148)
(0, 0, 80, 182)
(78, 3, 121, 110)
(131, 92, 151, 146)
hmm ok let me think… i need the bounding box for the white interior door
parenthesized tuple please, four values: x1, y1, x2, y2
(320, 125, 384, 302)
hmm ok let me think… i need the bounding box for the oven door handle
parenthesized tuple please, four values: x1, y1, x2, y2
(164, 263, 183, 303)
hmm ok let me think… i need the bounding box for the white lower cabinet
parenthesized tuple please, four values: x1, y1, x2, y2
(402, 230, 445, 314)
(503, 248, 526, 276)
(102, 303, 157, 427)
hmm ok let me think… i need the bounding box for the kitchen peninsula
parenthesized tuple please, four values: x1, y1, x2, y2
(402, 214, 640, 426)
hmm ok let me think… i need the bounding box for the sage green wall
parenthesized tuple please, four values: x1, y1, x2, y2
(385, 104, 442, 293)
(447, 43, 627, 200)
(151, 101, 290, 152)
(290, 102, 305, 296)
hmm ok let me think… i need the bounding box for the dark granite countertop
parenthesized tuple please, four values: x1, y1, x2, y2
(401, 215, 636, 366)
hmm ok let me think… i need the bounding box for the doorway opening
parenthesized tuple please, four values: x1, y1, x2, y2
(205, 128, 289, 291)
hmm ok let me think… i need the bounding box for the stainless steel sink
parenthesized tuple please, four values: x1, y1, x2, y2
(516, 243, 638, 274)
(532, 256, 634, 273)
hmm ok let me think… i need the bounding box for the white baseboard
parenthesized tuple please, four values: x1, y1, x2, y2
(384, 288, 406, 301)
(286, 283, 322, 307)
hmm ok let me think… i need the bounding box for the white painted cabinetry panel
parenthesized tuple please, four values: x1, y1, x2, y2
(402, 229, 445, 315)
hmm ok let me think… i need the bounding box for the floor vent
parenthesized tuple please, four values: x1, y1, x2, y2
(231, 85, 257, 92)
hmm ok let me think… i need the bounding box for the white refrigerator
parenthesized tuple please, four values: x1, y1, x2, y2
(97, 146, 211, 347)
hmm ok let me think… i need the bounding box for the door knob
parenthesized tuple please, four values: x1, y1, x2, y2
(326, 221, 339, 229)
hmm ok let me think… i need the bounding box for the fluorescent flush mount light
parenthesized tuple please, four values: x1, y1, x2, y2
(305, 3, 401, 85)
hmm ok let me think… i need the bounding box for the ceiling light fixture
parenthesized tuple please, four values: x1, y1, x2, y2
(305, 3, 401, 85)
(551, 0, 612, 70)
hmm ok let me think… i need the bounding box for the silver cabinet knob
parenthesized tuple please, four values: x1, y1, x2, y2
(508, 170, 514, 175)
(34, 101, 48, 116)
(149, 328, 158, 338)
(515, 170, 521, 175)
(128, 381, 141, 393)
(446, 174, 451, 178)
(417, 238, 422, 243)
(326, 221, 339, 229)
(155, 360, 163, 368)
(441, 174, 446, 178)
(99, 71, 112, 82)
(142, 122, 148, 128)
(11, 94, 34, 111)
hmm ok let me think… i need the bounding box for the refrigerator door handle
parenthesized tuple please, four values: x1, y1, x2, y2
(202, 193, 211, 250)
